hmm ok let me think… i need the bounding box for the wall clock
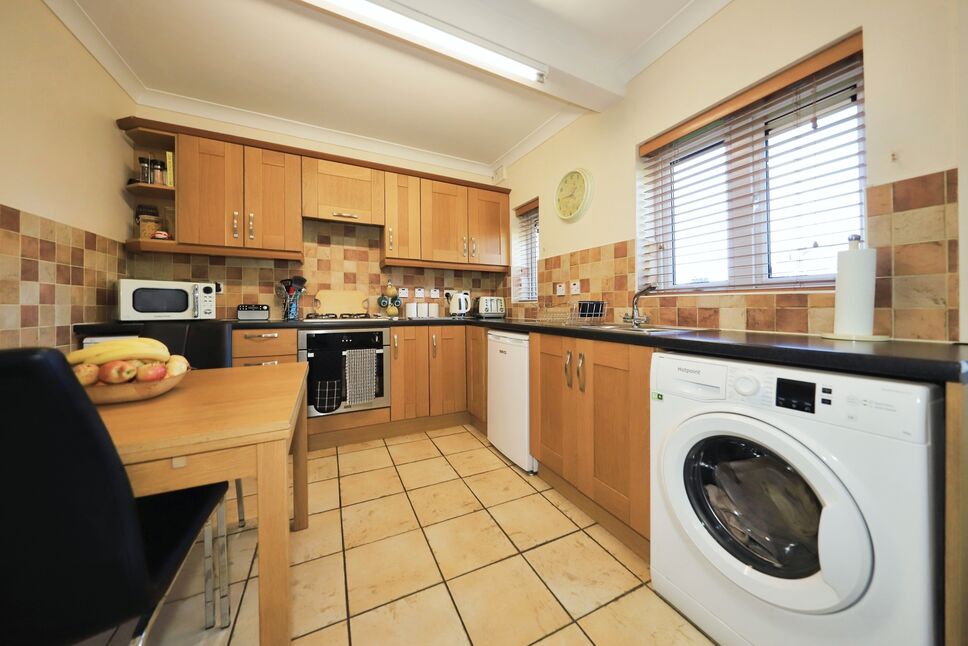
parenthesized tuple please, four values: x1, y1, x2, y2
(555, 168, 592, 220)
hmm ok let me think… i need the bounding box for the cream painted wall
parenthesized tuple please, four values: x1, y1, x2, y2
(507, 0, 959, 260)
(0, 0, 135, 240)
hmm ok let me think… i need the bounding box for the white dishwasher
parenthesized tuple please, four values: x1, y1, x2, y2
(487, 331, 537, 473)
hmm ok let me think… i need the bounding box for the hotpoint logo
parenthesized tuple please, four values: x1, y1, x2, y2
(677, 367, 701, 375)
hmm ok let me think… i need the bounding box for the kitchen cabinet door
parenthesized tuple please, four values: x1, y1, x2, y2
(429, 325, 466, 415)
(176, 135, 244, 247)
(528, 334, 579, 480)
(390, 326, 430, 421)
(302, 158, 385, 225)
(577, 340, 651, 536)
(466, 325, 487, 422)
(244, 147, 301, 251)
(468, 188, 510, 266)
(420, 180, 468, 263)
(384, 173, 421, 260)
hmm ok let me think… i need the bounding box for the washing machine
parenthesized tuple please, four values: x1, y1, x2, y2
(650, 352, 942, 646)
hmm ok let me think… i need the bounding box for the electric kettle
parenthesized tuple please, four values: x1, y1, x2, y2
(448, 290, 472, 317)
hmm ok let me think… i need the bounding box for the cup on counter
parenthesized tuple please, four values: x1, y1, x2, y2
(405, 302, 417, 319)
(428, 303, 439, 318)
(417, 302, 429, 318)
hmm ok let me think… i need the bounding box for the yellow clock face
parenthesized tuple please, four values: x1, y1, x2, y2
(556, 169, 590, 220)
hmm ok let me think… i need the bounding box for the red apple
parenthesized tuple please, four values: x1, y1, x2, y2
(98, 360, 137, 384)
(73, 363, 99, 386)
(136, 362, 167, 382)
(166, 355, 190, 377)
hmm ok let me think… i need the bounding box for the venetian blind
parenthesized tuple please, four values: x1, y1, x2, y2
(636, 52, 866, 292)
(513, 207, 539, 301)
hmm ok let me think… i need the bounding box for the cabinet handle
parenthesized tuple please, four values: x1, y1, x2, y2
(564, 350, 573, 388)
(462, 236, 468, 257)
(472, 238, 478, 257)
(332, 212, 360, 219)
(432, 334, 437, 358)
(232, 211, 239, 239)
(243, 360, 279, 366)
(244, 332, 279, 339)
(577, 352, 586, 392)
(388, 227, 394, 251)
(393, 334, 399, 359)
(248, 212, 255, 240)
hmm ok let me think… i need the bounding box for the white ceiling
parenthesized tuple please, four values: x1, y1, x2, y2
(47, 0, 729, 177)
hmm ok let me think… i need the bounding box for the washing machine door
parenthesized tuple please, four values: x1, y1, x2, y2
(661, 412, 873, 614)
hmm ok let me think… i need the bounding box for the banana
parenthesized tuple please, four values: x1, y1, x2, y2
(84, 346, 171, 366)
(66, 338, 170, 365)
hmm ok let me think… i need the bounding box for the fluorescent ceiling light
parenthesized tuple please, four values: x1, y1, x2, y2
(305, 0, 547, 83)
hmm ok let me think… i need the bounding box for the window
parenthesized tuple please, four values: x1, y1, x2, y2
(513, 202, 539, 301)
(637, 45, 865, 292)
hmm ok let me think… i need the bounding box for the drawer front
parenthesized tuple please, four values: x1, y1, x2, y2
(232, 328, 297, 357)
(126, 445, 257, 497)
(232, 353, 297, 367)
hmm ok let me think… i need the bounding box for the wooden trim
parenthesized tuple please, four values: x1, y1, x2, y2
(116, 116, 510, 194)
(307, 411, 472, 451)
(946, 382, 968, 646)
(307, 408, 391, 435)
(124, 238, 303, 262)
(514, 197, 539, 215)
(381, 257, 509, 274)
(638, 32, 863, 157)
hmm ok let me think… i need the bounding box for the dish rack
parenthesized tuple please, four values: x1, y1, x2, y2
(540, 301, 608, 325)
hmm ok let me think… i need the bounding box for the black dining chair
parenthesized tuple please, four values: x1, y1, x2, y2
(0, 347, 230, 645)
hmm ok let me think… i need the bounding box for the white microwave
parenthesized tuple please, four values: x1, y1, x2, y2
(118, 278, 218, 321)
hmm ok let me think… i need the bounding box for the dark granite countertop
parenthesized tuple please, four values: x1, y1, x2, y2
(75, 318, 968, 384)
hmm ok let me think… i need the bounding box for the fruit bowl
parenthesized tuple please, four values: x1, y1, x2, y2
(85, 372, 186, 405)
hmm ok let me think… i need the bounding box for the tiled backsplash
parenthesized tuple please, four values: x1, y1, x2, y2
(522, 168, 960, 342)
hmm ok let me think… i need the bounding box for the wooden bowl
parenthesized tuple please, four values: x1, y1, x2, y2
(85, 372, 186, 405)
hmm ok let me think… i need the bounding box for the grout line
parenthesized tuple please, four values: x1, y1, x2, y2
(334, 447, 353, 646)
(580, 525, 651, 585)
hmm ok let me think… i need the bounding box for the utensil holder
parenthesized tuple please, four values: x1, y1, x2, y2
(283, 293, 302, 321)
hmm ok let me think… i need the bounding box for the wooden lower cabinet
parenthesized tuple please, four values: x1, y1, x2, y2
(529, 334, 651, 538)
(429, 326, 466, 416)
(390, 326, 430, 421)
(466, 326, 487, 422)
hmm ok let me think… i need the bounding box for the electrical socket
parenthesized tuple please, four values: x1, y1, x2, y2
(555, 283, 565, 296)
(430, 288, 441, 298)
(570, 280, 581, 295)
(398, 287, 409, 298)
(414, 287, 425, 298)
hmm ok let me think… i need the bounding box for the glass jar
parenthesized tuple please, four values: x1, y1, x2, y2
(150, 159, 165, 185)
(139, 157, 151, 184)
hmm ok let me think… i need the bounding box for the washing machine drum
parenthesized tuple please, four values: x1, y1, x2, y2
(662, 413, 873, 615)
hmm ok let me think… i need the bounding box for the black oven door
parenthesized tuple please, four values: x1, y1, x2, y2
(300, 331, 389, 417)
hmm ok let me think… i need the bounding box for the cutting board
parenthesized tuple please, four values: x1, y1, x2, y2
(313, 289, 369, 315)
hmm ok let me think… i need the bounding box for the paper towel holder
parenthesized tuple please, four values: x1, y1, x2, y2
(821, 234, 890, 342)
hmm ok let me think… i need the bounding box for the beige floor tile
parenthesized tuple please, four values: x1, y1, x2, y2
(226, 494, 258, 530)
(396, 456, 460, 490)
(408, 479, 482, 526)
(292, 621, 348, 645)
(448, 556, 570, 646)
(426, 425, 467, 438)
(145, 581, 244, 646)
(490, 494, 578, 550)
(338, 447, 393, 476)
(308, 446, 337, 458)
(339, 466, 403, 506)
(337, 439, 387, 454)
(169, 529, 256, 601)
(534, 624, 593, 645)
(425, 510, 516, 579)
(349, 584, 469, 646)
(345, 529, 442, 615)
(289, 509, 343, 565)
(234, 553, 347, 642)
(308, 478, 340, 514)
(463, 424, 491, 446)
(584, 525, 651, 581)
(431, 431, 484, 455)
(578, 586, 711, 645)
(463, 467, 536, 507)
(446, 447, 505, 477)
(488, 446, 513, 466)
(384, 431, 431, 446)
(341, 493, 419, 549)
(525, 533, 641, 618)
(387, 438, 442, 465)
(308, 456, 338, 482)
(226, 476, 257, 501)
(518, 469, 552, 491)
(542, 490, 594, 528)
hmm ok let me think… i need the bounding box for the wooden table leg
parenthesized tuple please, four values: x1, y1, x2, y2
(291, 396, 309, 531)
(257, 439, 290, 644)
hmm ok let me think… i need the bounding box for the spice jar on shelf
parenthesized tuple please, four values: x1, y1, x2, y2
(150, 159, 166, 185)
(138, 157, 151, 184)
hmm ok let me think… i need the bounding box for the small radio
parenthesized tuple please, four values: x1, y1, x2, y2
(236, 304, 270, 321)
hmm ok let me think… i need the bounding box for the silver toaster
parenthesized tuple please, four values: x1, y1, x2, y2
(475, 296, 506, 318)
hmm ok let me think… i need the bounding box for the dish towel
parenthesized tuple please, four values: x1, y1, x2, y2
(345, 348, 378, 405)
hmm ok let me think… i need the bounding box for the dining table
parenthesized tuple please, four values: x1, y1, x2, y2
(98, 362, 309, 645)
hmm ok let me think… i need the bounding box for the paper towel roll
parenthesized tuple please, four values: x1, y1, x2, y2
(405, 302, 417, 319)
(834, 237, 877, 336)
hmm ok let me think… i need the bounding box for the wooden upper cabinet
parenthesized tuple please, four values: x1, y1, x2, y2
(420, 180, 468, 263)
(244, 147, 301, 252)
(176, 134, 244, 247)
(384, 173, 421, 260)
(390, 326, 430, 421)
(468, 189, 510, 266)
(466, 325, 487, 422)
(302, 158, 385, 225)
(429, 325, 466, 416)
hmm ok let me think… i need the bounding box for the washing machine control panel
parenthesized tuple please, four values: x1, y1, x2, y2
(775, 377, 817, 413)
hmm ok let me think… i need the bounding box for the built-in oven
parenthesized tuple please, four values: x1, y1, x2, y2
(297, 328, 390, 417)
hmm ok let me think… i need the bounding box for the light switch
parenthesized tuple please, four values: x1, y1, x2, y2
(415, 287, 425, 298)
(555, 283, 566, 296)
(570, 280, 581, 295)
(430, 288, 441, 298)
(398, 287, 409, 298)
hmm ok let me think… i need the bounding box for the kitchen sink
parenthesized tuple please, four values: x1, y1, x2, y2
(571, 322, 694, 335)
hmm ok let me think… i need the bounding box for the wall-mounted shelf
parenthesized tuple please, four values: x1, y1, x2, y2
(124, 127, 176, 151)
(381, 257, 509, 274)
(124, 239, 303, 263)
(125, 182, 175, 199)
